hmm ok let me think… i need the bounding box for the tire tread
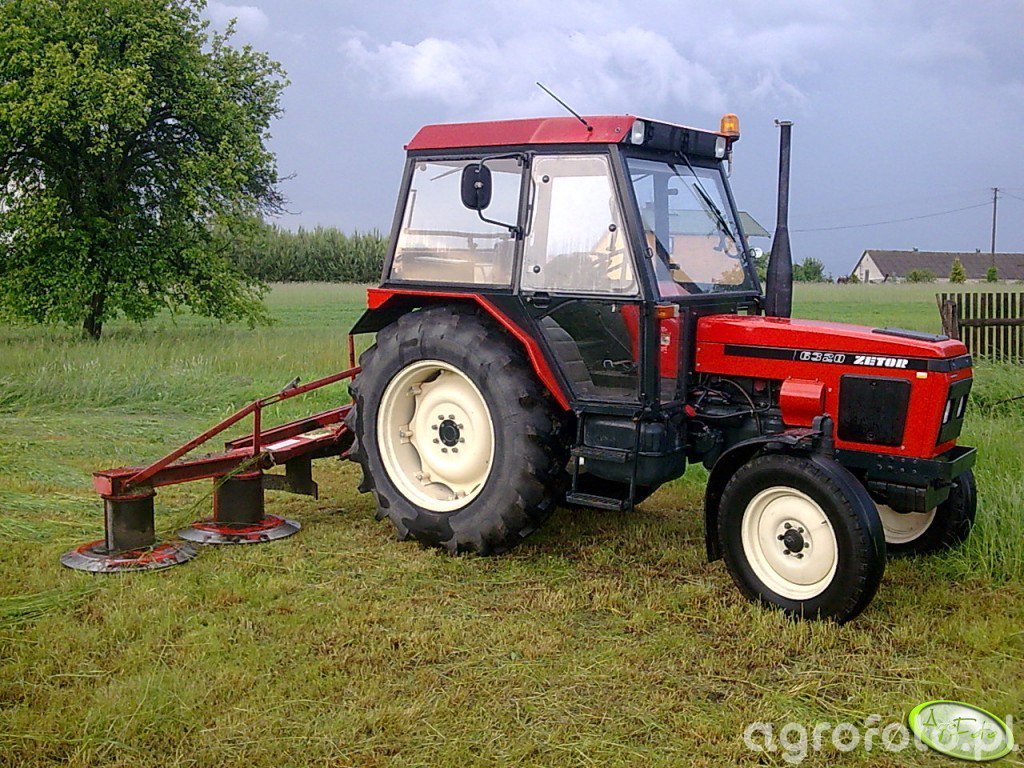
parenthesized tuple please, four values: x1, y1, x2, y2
(347, 305, 567, 555)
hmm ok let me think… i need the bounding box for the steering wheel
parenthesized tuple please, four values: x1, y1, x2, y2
(544, 245, 630, 292)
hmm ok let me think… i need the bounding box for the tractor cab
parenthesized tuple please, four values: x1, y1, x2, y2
(372, 114, 757, 415)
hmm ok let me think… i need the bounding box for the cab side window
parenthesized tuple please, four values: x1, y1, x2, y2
(521, 155, 637, 295)
(390, 158, 521, 286)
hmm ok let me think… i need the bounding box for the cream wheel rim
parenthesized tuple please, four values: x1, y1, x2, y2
(876, 504, 935, 544)
(377, 359, 494, 513)
(740, 487, 839, 600)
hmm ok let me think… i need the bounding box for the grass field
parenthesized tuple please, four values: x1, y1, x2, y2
(1, 282, 1022, 767)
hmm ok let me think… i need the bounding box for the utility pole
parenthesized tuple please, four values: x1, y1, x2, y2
(991, 187, 999, 262)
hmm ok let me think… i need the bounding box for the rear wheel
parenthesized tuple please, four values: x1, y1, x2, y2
(876, 470, 976, 556)
(717, 453, 886, 623)
(376, 359, 494, 512)
(349, 305, 568, 555)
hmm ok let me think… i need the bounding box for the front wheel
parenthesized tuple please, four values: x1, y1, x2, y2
(876, 470, 976, 556)
(717, 453, 886, 623)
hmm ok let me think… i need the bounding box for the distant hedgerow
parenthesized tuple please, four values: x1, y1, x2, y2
(230, 223, 387, 283)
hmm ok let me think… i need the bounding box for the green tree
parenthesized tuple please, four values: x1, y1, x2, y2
(793, 257, 826, 282)
(986, 265, 999, 283)
(0, 0, 287, 338)
(949, 257, 968, 284)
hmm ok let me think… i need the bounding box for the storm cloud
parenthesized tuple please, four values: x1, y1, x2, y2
(208, 0, 1024, 275)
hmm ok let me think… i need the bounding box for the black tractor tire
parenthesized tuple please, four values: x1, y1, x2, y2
(717, 453, 886, 623)
(879, 470, 976, 557)
(348, 305, 568, 555)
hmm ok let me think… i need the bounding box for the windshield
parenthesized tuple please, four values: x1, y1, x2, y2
(627, 157, 754, 296)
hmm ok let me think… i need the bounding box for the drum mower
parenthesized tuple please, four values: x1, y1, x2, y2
(65, 114, 977, 623)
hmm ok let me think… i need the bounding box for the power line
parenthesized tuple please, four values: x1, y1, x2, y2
(798, 188, 992, 218)
(791, 202, 991, 233)
(1001, 190, 1024, 202)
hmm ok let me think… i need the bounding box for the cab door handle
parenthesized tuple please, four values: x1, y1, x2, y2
(527, 291, 551, 308)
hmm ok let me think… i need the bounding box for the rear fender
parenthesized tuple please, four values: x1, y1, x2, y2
(351, 288, 571, 411)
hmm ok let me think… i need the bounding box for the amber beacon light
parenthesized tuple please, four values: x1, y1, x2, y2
(720, 113, 740, 138)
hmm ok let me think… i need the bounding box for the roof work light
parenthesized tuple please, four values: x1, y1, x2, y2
(629, 120, 647, 145)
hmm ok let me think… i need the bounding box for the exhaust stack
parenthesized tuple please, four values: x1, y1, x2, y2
(765, 119, 793, 318)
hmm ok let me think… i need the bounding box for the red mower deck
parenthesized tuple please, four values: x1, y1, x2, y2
(62, 365, 359, 573)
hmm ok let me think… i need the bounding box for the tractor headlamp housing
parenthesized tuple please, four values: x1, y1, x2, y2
(626, 119, 729, 160)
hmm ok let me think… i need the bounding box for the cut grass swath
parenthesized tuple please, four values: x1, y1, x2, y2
(0, 584, 100, 630)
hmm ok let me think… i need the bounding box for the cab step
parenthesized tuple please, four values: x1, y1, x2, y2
(570, 445, 633, 463)
(563, 491, 629, 511)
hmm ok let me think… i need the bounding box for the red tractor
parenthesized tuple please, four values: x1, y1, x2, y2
(67, 113, 976, 624)
(345, 114, 975, 623)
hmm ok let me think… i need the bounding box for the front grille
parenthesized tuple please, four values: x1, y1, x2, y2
(937, 378, 972, 445)
(838, 375, 911, 447)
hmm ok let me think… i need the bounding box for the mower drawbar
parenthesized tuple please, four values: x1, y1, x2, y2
(60, 366, 360, 573)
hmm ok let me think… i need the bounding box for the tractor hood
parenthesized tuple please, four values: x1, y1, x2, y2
(695, 315, 970, 372)
(693, 314, 973, 461)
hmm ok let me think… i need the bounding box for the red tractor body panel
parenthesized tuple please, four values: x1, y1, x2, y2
(365, 287, 571, 410)
(405, 115, 638, 150)
(405, 114, 731, 151)
(694, 315, 972, 458)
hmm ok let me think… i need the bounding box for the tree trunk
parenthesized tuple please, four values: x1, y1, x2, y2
(82, 291, 105, 340)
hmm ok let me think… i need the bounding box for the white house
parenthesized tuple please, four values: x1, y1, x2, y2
(851, 249, 1024, 283)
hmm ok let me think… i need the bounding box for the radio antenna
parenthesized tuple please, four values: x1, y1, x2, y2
(536, 82, 592, 132)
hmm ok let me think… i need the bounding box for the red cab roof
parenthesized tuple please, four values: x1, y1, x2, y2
(406, 115, 638, 151)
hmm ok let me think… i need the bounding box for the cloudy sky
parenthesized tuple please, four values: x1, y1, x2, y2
(207, 0, 1024, 275)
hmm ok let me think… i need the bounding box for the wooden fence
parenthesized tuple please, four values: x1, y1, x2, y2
(937, 291, 1024, 362)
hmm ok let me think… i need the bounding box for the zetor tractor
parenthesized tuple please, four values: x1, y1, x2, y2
(348, 112, 978, 626)
(346, 113, 977, 623)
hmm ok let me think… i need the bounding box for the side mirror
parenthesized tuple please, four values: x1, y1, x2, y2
(749, 246, 764, 260)
(461, 164, 492, 210)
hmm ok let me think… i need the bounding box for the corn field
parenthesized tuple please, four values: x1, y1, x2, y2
(229, 224, 387, 283)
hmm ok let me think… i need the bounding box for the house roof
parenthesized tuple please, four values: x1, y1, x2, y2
(639, 208, 771, 239)
(858, 250, 1024, 280)
(738, 213, 770, 238)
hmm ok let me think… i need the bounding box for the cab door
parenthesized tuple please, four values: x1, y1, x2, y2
(517, 154, 644, 404)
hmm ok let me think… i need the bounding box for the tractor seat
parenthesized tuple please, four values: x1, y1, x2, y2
(539, 314, 637, 400)
(540, 317, 594, 395)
